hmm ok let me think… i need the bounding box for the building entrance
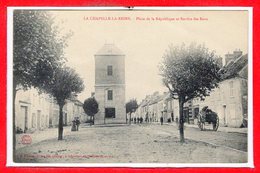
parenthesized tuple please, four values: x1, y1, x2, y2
(105, 108, 116, 118)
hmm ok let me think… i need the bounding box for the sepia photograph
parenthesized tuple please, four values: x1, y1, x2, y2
(7, 7, 252, 167)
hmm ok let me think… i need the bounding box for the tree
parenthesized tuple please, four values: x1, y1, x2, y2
(125, 99, 138, 124)
(83, 97, 99, 125)
(13, 10, 69, 153)
(159, 43, 220, 142)
(46, 66, 84, 140)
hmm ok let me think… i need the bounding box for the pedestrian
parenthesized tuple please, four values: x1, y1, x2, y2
(171, 113, 174, 122)
(71, 119, 77, 131)
(160, 116, 163, 125)
(75, 117, 80, 131)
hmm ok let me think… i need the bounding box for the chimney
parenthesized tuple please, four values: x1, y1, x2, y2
(233, 49, 243, 58)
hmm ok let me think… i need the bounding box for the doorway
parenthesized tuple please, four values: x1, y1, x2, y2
(20, 106, 28, 132)
(37, 110, 41, 129)
(223, 105, 227, 126)
(105, 108, 116, 118)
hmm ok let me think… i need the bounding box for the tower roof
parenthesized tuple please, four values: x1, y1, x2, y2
(95, 43, 124, 56)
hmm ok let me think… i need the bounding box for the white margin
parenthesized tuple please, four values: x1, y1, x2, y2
(7, 7, 14, 167)
(6, 6, 254, 168)
(247, 6, 254, 168)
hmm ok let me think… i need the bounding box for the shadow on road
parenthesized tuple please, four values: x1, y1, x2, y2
(81, 123, 129, 128)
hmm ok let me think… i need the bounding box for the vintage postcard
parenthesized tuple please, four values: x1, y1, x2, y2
(7, 7, 253, 167)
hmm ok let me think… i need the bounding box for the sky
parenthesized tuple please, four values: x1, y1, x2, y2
(50, 10, 248, 103)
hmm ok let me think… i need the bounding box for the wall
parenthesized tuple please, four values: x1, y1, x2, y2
(94, 52, 126, 124)
(15, 88, 51, 132)
(195, 78, 244, 127)
(95, 85, 126, 124)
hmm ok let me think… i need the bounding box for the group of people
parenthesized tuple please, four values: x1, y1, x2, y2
(128, 116, 165, 125)
(71, 117, 80, 131)
(130, 117, 144, 124)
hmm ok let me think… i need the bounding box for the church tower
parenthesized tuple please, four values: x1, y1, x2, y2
(94, 44, 126, 124)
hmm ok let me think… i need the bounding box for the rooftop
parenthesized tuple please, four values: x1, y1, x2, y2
(95, 43, 124, 56)
(220, 54, 248, 80)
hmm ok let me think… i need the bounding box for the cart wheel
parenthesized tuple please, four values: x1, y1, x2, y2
(213, 116, 219, 131)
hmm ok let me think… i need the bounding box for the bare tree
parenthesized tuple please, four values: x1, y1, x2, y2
(159, 43, 220, 142)
(46, 66, 84, 140)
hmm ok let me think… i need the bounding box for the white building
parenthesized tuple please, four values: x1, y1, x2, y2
(15, 87, 86, 133)
(15, 88, 51, 132)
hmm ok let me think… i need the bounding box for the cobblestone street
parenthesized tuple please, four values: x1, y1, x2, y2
(15, 123, 248, 163)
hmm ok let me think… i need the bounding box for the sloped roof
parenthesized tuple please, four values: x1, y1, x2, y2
(95, 43, 124, 56)
(220, 54, 248, 80)
(69, 98, 83, 105)
(147, 92, 170, 105)
(149, 95, 162, 105)
(142, 98, 151, 107)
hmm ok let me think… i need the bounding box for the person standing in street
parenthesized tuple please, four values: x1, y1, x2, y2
(75, 117, 80, 131)
(160, 116, 163, 125)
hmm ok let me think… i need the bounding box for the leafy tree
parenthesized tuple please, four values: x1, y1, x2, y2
(83, 97, 99, 125)
(46, 66, 84, 140)
(125, 99, 138, 124)
(13, 10, 69, 152)
(159, 43, 220, 142)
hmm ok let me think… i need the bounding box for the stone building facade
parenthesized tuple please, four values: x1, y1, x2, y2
(49, 98, 85, 127)
(15, 88, 51, 132)
(15, 87, 86, 133)
(193, 53, 248, 127)
(94, 44, 126, 124)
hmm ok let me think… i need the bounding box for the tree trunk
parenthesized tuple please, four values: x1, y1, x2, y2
(179, 97, 185, 143)
(58, 104, 64, 140)
(93, 115, 95, 125)
(129, 112, 132, 125)
(13, 81, 17, 160)
(187, 113, 190, 124)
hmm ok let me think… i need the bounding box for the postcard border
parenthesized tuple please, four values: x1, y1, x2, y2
(6, 6, 254, 168)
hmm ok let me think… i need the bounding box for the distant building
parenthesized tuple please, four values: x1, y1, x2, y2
(65, 99, 86, 125)
(137, 92, 171, 123)
(225, 49, 243, 65)
(94, 44, 126, 124)
(137, 51, 248, 128)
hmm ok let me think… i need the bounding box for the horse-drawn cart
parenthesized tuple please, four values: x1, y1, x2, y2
(197, 106, 219, 131)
